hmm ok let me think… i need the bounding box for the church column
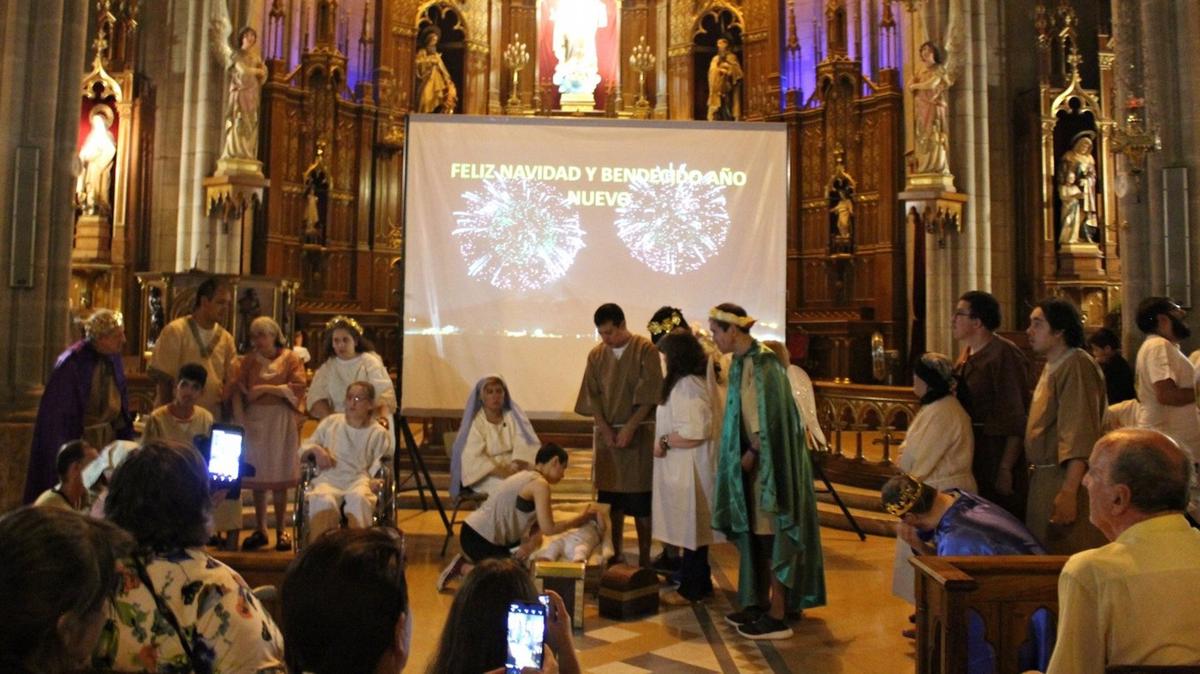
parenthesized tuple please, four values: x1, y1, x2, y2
(0, 0, 90, 509)
(175, 0, 226, 271)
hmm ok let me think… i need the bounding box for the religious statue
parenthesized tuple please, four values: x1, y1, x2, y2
(302, 143, 331, 245)
(211, 3, 268, 171)
(415, 26, 458, 114)
(910, 41, 952, 176)
(237, 288, 262, 353)
(828, 153, 856, 252)
(1058, 131, 1099, 245)
(706, 38, 743, 121)
(76, 104, 117, 215)
(147, 286, 165, 348)
(551, 0, 607, 98)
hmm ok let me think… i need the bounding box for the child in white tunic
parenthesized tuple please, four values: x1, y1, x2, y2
(300, 381, 395, 540)
(308, 316, 397, 419)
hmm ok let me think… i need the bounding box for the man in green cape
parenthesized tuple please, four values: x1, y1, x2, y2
(709, 303, 826, 640)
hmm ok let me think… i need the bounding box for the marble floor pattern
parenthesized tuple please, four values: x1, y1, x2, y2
(396, 508, 915, 673)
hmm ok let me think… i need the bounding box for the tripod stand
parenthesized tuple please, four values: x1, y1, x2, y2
(393, 414, 451, 535)
(810, 451, 866, 541)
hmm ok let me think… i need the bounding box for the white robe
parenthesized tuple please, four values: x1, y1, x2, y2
(892, 395, 977, 603)
(460, 409, 540, 493)
(652, 375, 722, 550)
(308, 352, 397, 415)
(300, 414, 395, 536)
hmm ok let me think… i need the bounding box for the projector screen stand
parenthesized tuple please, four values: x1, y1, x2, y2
(810, 451, 867, 541)
(394, 414, 451, 534)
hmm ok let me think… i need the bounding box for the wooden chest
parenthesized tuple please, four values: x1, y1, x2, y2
(598, 564, 659, 620)
(534, 560, 587, 630)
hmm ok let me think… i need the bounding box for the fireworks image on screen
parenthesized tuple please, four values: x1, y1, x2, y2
(614, 171, 730, 275)
(453, 179, 586, 291)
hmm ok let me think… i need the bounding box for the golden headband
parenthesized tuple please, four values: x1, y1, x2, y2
(883, 475, 923, 517)
(84, 309, 124, 340)
(647, 313, 682, 336)
(708, 307, 756, 328)
(324, 314, 364, 337)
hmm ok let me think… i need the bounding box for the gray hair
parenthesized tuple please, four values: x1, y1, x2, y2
(1103, 429, 1193, 513)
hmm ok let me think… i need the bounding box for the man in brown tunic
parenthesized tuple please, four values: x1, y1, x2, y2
(1024, 298, 1107, 554)
(953, 290, 1031, 519)
(576, 303, 663, 567)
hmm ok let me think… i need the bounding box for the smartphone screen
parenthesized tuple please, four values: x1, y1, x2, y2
(209, 426, 243, 482)
(505, 600, 547, 674)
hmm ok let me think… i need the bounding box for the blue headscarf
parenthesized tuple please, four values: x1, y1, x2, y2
(449, 374, 539, 498)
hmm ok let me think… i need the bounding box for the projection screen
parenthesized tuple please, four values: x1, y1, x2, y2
(402, 114, 787, 418)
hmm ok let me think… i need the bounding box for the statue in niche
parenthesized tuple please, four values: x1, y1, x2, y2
(147, 286, 165, 348)
(1057, 131, 1099, 245)
(302, 143, 330, 245)
(211, 3, 268, 169)
(551, 0, 607, 96)
(415, 26, 458, 114)
(237, 288, 262, 353)
(827, 152, 856, 253)
(706, 37, 743, 121)
(75, 103, 117, 216)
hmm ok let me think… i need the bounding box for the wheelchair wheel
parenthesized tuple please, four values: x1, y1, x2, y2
(373, 456, 396, 527)
(293, 459, 317, 552)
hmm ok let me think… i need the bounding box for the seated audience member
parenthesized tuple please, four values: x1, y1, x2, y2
(438, 443, 597, 591)
(82, 440, 138, 519)
(300, 381, 395, 540)
(34, 439, 99, 512)
(0, 506, 133, 674)
(93, 440, 285, 673)
(883, 474, 1047, 671)
(1047, 428, 1200, 673)
(450, 375, 540, 498)
(141, 362, 214, 448)
(428, 558, 580, 674)
(889, 353, 977, 605)
(1087, 327, 1136, 404)
(282, 527, 410, 674)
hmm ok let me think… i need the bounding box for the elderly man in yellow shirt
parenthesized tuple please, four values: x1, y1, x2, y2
(1047, 428, 1200, 673)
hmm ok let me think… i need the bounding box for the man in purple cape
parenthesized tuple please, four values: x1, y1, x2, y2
(23, 309, 132, 503)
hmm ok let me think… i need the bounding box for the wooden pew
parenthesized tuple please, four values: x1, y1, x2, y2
(912, 555, 1069, 674)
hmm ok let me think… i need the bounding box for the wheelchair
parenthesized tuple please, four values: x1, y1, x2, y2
(292, 454, 395, 552)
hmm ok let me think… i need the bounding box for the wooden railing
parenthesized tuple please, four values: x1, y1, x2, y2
(912, 555, 1066, 674)
(813, 381, 919, 489)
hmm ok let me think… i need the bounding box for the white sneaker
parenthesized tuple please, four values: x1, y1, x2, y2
(437, 553, 464, 592)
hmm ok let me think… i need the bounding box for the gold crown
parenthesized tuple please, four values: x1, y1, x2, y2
(647, 313, 682, 336)
(883, 475, 923, 517)
(708, 307, 756, 328)
(84, 309, 124, 339)
(324, 314, 364, 336)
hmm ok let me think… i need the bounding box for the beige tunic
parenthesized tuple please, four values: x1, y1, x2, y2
(83, 358, 124, 449)
(142, 404, 214, 449)
(148, 317, 237, 417)
(575, 335, 663, 493)
(1025, 348, 1107, 554)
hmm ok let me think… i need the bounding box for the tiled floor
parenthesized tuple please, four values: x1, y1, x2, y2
(397, 508, 915, 673)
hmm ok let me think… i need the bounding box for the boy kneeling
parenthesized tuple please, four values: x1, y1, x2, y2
(300, 381, 395, 539)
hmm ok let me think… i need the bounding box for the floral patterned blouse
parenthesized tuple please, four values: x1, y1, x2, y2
(93, 548, 285, 673)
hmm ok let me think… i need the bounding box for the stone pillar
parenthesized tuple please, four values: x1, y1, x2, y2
(0, 0, 90, 510)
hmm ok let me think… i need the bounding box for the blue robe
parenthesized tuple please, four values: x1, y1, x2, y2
(24, 340, 132, 503)
(920, 490, 1051, 673)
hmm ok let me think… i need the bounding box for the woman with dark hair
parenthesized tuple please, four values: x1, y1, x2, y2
(0, 507, 132, 674)
(646, 306, 690, 345)
(308, 315, 396, 419)
(428, 558, 579, 674)
(282, 527, 410, 674)
(94, 440, 285, 673)
(231, 315, 307, 551)
(651, 332, 721, 604)
(450, 375, 540, 498)
(889, 352, 977, 608)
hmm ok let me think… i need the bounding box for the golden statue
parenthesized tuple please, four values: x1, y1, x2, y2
(706, 38, 743, 121)
(415, 27, 458, 114)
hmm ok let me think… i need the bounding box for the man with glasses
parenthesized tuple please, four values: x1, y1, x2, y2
(300, 381, 395, 539)
(1133, 297, 1200, 515)
(951, 290, 1032, 519)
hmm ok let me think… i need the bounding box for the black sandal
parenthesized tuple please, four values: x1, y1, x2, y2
(241, 530, 269, 551)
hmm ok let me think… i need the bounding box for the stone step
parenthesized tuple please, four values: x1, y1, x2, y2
(816, 500, 897, 538)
